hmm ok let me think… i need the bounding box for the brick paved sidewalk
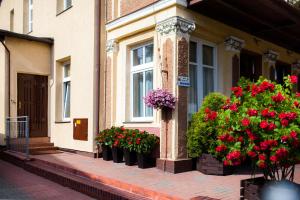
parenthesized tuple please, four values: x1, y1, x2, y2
(5, 152, 297, 200)
(29, 152, 271, 200)
(0, 159, 94, 200)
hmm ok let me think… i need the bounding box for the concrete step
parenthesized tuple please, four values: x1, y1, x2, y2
(30, 150, 64, 155)
(29, 146, 59, 154)
(29, 143, 55, 147)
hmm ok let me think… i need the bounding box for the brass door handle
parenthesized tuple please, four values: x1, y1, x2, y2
(18, 101, 22, 110)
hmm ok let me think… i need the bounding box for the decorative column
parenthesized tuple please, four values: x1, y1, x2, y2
(263, 50, 279, 81)
(105, 39, 118, 128)
(155, 16, 195, 173)
(224, 36, 244, 90)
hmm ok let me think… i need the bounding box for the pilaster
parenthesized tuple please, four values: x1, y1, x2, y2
(105, 39, 118, 128)
(155, 16, 195, 173)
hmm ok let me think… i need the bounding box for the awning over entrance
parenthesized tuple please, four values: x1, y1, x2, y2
(188, 0, 300, 53)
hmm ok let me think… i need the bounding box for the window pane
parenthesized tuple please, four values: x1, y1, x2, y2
(203, 45, 214, 66)
(133, 72, 144, 117)
(63, 81, 70, 118)
(145, 70, 153, 117)
(65, 0, 72, 8)
(188, 64, 198, 120)
(64, 64, 70, 78)
(189, 42, 197, 63)
(203, 67, 214, 98)
(145, 44, 153, 63)
(133, 47, 143, 66)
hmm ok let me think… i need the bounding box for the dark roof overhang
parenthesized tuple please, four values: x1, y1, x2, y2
(0, 29, 53, 44)
(188, 0, 300, 54)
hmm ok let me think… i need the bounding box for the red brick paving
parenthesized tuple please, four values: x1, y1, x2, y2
(0, 159, 94, 200)
(8, 152, 300, 200)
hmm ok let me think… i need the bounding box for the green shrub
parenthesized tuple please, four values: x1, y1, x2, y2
(187, 92, 227, 158)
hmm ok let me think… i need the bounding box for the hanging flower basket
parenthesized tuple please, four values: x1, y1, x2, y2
(144, 89, 176, 110)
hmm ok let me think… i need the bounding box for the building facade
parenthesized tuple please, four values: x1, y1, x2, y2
(0, 0, 300, 172)
(105, 0, 300, 172)
(0, 0, 105, 154)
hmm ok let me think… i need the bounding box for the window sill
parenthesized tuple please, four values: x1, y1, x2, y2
(56, 5, 73, 16)
(55, 121, 71, 124)
(123, 121, 154, 124)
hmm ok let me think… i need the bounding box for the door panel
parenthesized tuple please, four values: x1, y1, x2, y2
(17, 74, 48, 137)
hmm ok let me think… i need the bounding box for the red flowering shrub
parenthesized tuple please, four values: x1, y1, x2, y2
(215, 75, 300, 181)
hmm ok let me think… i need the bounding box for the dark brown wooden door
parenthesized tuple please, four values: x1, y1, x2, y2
(240, 50, 262, 82)
(18, 74, 48, 137)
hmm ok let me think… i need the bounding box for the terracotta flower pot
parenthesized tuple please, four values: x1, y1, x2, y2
(101, 145, 112, 161)
(197, 153, 233, 175)
(112, 147, 123, 163)
(137, 153, 155, 169)
(124, 149, 137, 166)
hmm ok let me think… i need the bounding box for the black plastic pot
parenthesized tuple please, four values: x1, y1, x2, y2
(124, 149, 137, 166)
(101, 145, 112, 161)
(137, 153, 155, 169)
(112, 147, 124, 163)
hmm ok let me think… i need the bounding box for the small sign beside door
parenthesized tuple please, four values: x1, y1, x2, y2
(177, 76, 190, 87)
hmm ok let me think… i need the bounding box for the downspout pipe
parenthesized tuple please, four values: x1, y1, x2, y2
(0, 39, 10, 117)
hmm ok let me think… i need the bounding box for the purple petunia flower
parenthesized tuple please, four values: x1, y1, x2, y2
(144, 89, 176, 110)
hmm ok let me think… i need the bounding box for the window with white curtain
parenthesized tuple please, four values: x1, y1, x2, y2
(63, 63, 71, 120)
(188, 40, 217, 120)
(28, 0, 33, 32)
(131, 43, 154, 121)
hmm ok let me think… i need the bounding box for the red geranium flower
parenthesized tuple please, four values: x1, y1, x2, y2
(232, 86, 243, 97)
(275, 148, 288, 159)
(270, 155, 277, 163)
(260, 120, 268, 129)
(259, 154, 266, 161)
(290, 131, 298, 139)
(281, 135, 289, 142)
(272, 92, 285, 103)
(281, 119, 289, 127)
(247, 109, 258, 116)
(289, 75, 298, 84)
(268, 122, 276, 131)
(247, 151, 257, 158)
(216, 145, 227, 152)
(241, 118, 250, 127)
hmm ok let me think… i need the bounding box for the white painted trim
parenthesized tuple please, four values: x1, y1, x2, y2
(106, 0, 187, 31)
(189, 37, 218, 108)
(130, 43, 154, 122)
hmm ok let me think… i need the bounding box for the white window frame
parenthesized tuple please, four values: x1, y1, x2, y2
(64, 0, 72, 10)
(189, 37, 218, 109)
(62, 62, 71, 121)
(130, 42, 154, 122)
(28, 0, 33, 32)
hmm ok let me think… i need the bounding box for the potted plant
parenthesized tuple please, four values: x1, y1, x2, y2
(95, 127, 115, 161)
(215, 75, 300, 199)
(111, 126, 126, 163)
(134, 131, 159, 169)
(187, 92, 228, 175)
(122, 129, 137, 166)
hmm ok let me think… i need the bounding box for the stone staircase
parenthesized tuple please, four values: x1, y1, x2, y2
(29, 137, 60, 155)
(10, 137, 61, 155)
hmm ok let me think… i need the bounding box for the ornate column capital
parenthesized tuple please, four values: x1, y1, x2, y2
(156, 16, 195, 36)
(264, 50, 279, 65)
(224, 36, 245, 52)
(106, 39, 119, 53)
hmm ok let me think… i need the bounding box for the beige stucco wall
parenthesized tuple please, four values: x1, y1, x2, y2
(0, 0, 23, 32)
(0, 0, 98, 153)
(0, 46, 6, 145)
